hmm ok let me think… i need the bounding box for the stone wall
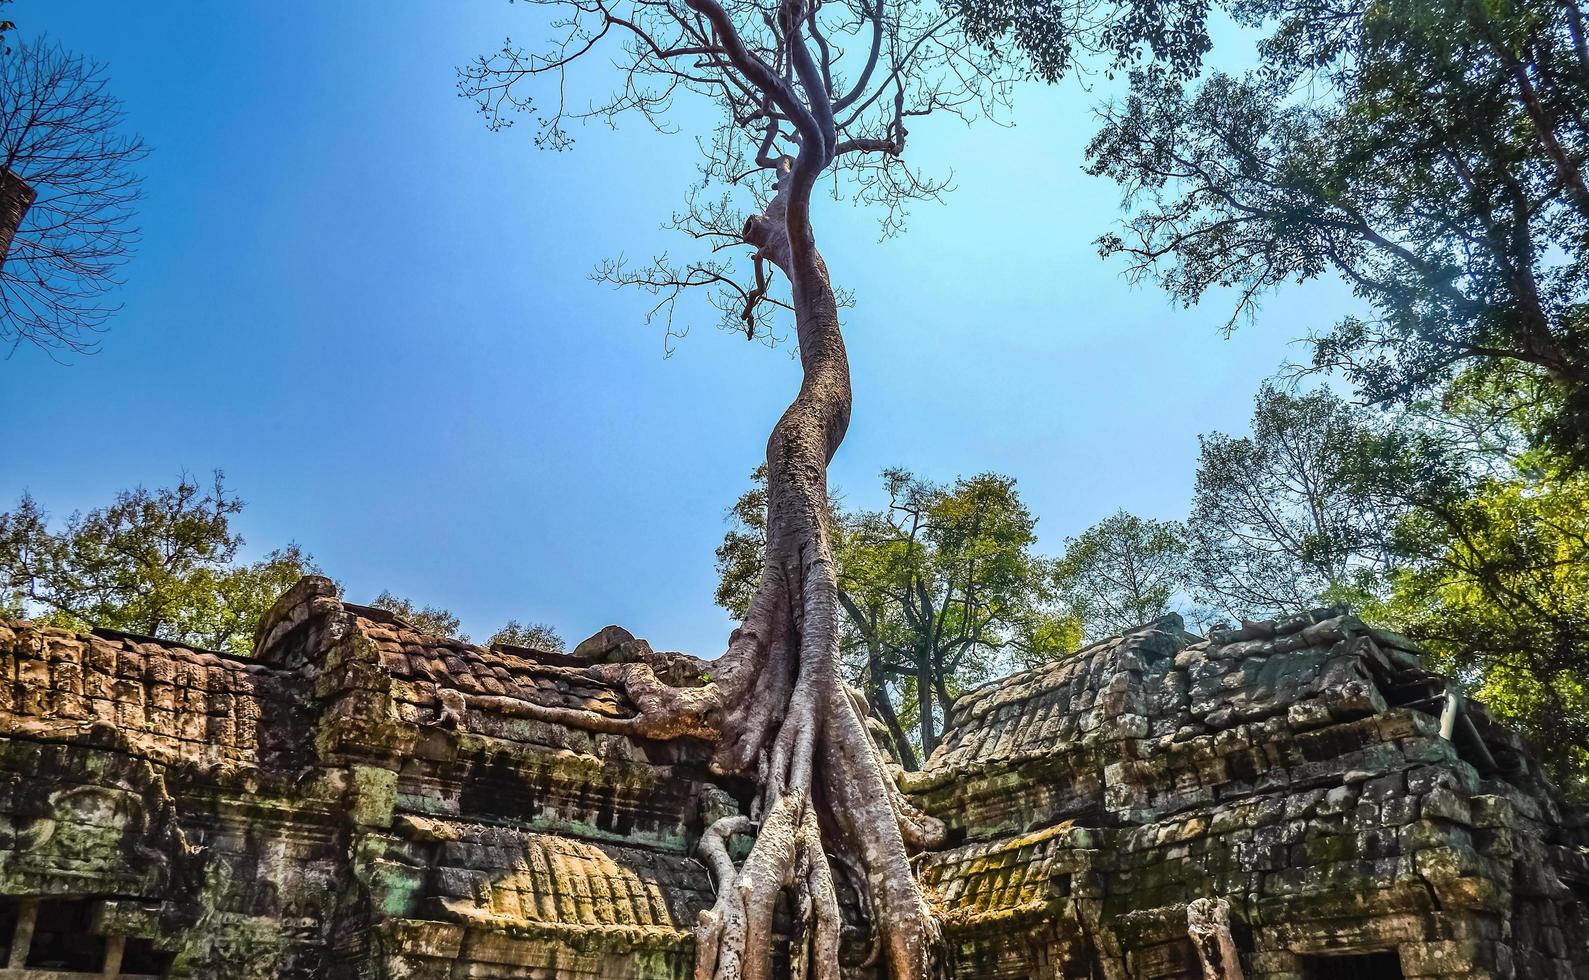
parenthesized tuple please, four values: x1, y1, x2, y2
(0, 577, 722, 979)
(906, 612, 1589, 980)
(0, 580, 1583, 979)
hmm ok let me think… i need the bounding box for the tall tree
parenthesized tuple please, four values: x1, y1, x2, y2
(1081, 0, 1589, 464)
(452, 0, 1217, 967)
(1054, 509, 1186, 641)
(0, 37, 145, 355)
(1343, 368, 1589, 793)
(0, 473, 314, 655)
(460, 0, 1216, 970)
(1185, 384, 1390, 618)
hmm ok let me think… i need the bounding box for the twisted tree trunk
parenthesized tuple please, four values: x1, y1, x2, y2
(485, 156, 946, 979)
(692, 158, 945, 980)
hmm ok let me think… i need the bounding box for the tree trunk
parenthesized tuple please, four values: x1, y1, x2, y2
(0, 169, 34, 272)
(915, 651, 938, 760)
(865, 650, 918, 770)
(689, 158, 946, 980)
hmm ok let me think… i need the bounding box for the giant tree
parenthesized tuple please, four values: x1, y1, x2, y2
(459, 3, 1021, 975)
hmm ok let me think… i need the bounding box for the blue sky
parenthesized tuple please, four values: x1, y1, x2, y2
(3, 2, 1356, 652)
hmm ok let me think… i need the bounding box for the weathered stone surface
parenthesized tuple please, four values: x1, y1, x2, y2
(908, 612, 1589, 979)
(0, 580, 718, 978)
(0, 590, 1583, 978)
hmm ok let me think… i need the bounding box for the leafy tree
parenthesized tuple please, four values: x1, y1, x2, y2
(1176, 368, 1589, 792)
(0, 473, 315, 655)
(1, 37, 146, 355)
(1331, 369, 1589, 793)
(1082, 0, 1589, 465)
(368, 590, 466, 640)
(718, 467, 1073, 767)
(489, 619, 567, 652)
(1055, 509, 1186, 641)
(1374, 459, 1589, 794)
(1186, 384, 1390, 618)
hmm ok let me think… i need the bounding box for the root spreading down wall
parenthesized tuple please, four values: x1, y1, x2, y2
(0, 575, 1583, 978)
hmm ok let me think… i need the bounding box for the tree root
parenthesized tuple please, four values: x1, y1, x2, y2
(454, 660, 721, 741)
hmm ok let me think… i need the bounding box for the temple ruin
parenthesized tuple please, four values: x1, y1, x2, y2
(0, 574, 1584, 978)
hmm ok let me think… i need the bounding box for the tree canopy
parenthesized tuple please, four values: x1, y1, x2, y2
(1102, 368, 1589, 795)
(1081, 0, 1589, 465)
(1185, 384, 1390, 619)
(1054, 509, 1186, 641)
(0, 473, 312, 655)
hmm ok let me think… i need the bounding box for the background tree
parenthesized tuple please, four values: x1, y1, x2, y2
(1, 37, 145, 355)
(1080, 0, 1589, 464)
(489, 619, 567, 651)
(1172, 367, 1589, 793)
(1054, 509, 1186, 641)
(365, 592, 566, 650)
(368, 590, 467, 640)
(1185, 384, 1390, 618)
(717, 467, 1071, 768)
(1334, 368, 1589, 794)
(0, 473, 314, 655)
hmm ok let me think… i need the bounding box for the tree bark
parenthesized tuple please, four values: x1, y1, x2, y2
(688, 157, 946, 980)
(0, 169, 34, 272)
(1186, 898, 1245, 980)
(915, 649, 938, 760)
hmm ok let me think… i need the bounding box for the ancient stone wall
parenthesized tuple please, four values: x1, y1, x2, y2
(0, 581, 1584, 979)
(906, 612, 1589, 980)
(0, 578, 723, 979)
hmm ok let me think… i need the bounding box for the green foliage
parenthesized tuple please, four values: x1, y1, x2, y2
(1183, 369, 1589, 793)
(1085, 0, 1589, 466)
(369, 591, 467, 641)
(489, 619, 567, 652)
(1054, 510, 1187, 641)
(713, 465, 778, 620)
(1334, 371, 1589, 793)
(1187, 384, 1391, 618)
(1374, 463, 1589, 792)
(717, 466, 1074, 766)
(0, 473, 316, 655)
(954, 0, 1215, 83)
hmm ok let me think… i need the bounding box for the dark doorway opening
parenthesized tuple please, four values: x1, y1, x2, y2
(121, 935, 175, 976)
(0, 896, 17, 965)
(1302, 951, 1405, 980)
(25, 898, 105, 971)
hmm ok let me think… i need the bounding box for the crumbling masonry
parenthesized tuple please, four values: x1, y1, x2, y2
(0, 574, 1584, 978)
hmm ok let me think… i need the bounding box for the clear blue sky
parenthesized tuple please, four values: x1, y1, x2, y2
(3, 2, 1356, 652)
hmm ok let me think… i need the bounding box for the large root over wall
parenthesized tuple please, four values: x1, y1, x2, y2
(464, 164, 948, 980)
